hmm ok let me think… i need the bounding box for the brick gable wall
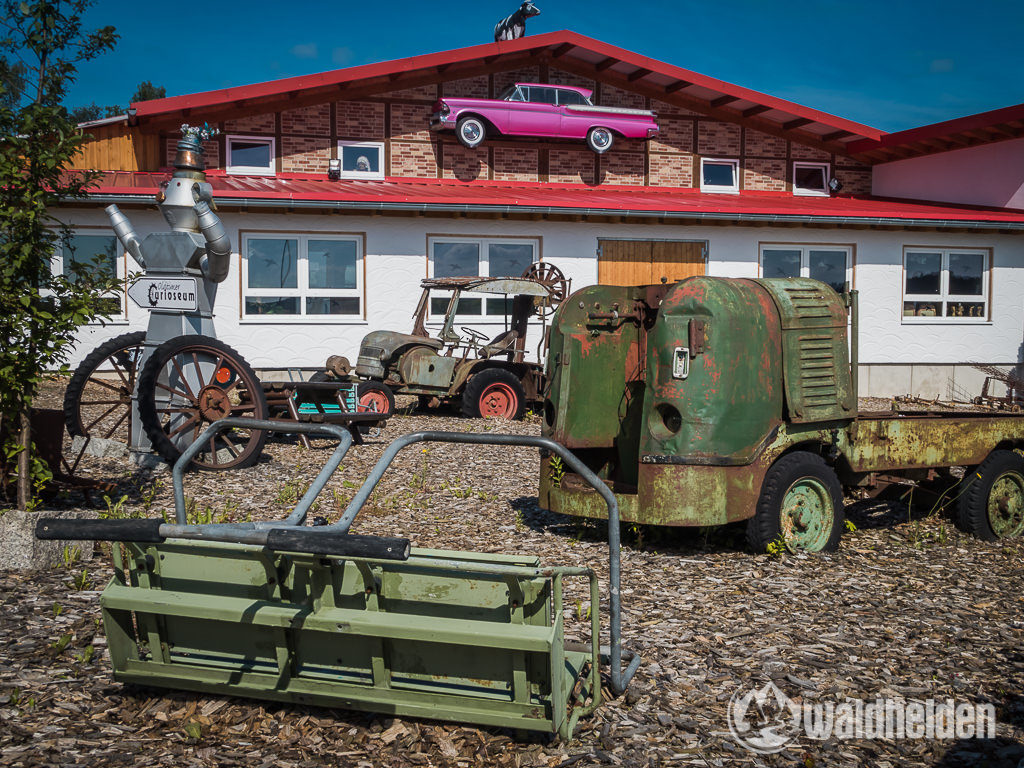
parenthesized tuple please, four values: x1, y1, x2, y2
(157, 64, 873, 196)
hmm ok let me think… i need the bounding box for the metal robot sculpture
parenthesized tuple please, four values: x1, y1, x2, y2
(98, 125, 267, 469)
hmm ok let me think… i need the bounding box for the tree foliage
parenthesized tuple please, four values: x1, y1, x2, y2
(0, 0, 120, 508)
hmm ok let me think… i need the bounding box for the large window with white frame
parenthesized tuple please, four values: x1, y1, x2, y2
(227, 135, 275, 175)
(241, 233, 363, 319)
(337, 141, 384, 180)
(700, 158, 739, 193)
(53, 231, 126, 318)
(902, 247, 989, 321)
(760, 244, 852, 294)
(793, 162, 829, 196)
(428, 237, 538, 318)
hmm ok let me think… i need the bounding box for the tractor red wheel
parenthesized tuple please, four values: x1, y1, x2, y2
(357, 382, 395, 417)
(136, 335, 268, 470)
(462, 368, 527, 420)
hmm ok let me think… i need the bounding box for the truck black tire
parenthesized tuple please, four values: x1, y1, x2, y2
(462, 368, 527, 420)
(956, 449, 1024, 541)
(63, 331, 147, 439)
(137, 335, 268, 471)
(747, 451, 845, 553)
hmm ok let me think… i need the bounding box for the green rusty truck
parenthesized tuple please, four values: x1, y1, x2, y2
(539, 276, 1024, 552)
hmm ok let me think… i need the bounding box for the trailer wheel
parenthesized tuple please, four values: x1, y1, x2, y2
(63, 331, 146, 442)
(748, 451, 844, 553)
(462, 368, 526, 420)
(137, 335, 268, 470)
(357, 381, 394, 416)
(957, 450, 1024, 540)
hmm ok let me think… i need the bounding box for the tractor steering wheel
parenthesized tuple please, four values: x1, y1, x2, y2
(459, 327, 489, 346)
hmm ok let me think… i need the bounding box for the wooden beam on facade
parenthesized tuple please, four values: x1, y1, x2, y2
(710, 95, 740, 108)
(783, 117, 813, 130)
(551, 42, 575, 58)
(742, 104, 772, 118)
(594, 57, 618, 71)
(627, 68, 652, 82)
(821, 130, 853, 142)
(663, 80, 692, 94)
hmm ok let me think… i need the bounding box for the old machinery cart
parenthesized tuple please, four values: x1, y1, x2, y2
(322, 263, 568, 420)
(36, 421, 639, 739)
(539, 276, 1024, 552)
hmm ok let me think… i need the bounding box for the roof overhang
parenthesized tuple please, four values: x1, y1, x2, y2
(849, 103, 1024, 162)
(130, 30, 884, 158)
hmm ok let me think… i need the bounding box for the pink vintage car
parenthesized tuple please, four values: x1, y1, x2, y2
(430, 83, 659, 154)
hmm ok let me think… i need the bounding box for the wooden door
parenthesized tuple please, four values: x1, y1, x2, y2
(597, 240, 705, 286)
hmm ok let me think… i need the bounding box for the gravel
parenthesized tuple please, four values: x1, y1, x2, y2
(2, 386, 1023, 767)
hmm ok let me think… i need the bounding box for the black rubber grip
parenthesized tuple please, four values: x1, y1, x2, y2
(266, 529, 411, 560)
(35, 517, 165, 543)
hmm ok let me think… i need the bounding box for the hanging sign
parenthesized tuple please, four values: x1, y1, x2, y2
(128, 276, 199, 311)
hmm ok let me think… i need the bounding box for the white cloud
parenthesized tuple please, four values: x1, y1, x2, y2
(291, 43, 319, 59)
(332, 46, 353, 66)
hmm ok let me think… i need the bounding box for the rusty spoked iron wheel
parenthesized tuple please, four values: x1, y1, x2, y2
(136, 335, 268, 470)
(63, 331, 147, 443)
(521, 261, 568, 314)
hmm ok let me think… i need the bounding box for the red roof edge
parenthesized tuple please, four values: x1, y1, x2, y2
(130, 30, 884, 142)
(848, 102, 1024, 155)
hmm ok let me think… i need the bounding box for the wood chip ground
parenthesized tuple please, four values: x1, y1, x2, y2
(2, 386, 1023, 767)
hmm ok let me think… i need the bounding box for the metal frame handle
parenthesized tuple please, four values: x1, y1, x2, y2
(172, 418, 352, 526)
(330, 430, 640, 695)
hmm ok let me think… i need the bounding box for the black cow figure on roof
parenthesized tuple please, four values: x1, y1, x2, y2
(494, 2, 541, 42)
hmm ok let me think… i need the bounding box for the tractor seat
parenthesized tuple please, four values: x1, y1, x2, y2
(480, 330, 519, 358)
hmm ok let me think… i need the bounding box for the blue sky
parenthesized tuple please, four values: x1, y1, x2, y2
(68, 0, 1023, 133)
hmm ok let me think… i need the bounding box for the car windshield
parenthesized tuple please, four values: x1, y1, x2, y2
(499, 85, 524, 102)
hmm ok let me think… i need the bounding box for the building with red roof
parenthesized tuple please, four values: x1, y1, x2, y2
(60, 30, 1024, 397)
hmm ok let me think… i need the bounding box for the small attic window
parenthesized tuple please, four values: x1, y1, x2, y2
(227, 136, 275, 175)
(700, 158, 739, 193)
(337, 141, 384, 180)
(793, 162, 829, 196)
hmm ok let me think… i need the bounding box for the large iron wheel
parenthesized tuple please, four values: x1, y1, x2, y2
(63, 331, 146, 442)
(521, 262, 569, 315)
(136, 335, 268, 470)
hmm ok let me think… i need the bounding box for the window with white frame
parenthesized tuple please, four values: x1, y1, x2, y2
(54, 232, 125, 317)
(227, 135, 275, 175)
(793, 162, 829, 196)
(902, 248, 989, 321)
(428, 237, 538, 317)
(760, 244, 851, 294)
(242, 234, 363, 319)
(337, 141, 384, 180)
(700, 158, 739, 193)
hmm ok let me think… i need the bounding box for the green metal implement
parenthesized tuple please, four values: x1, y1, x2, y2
(36, 419, 639, 739)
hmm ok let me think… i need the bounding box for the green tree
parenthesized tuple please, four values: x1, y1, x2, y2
(130, 80, 164, 103)
(0, 0, 120, 509)
(68, 101, 121, 123)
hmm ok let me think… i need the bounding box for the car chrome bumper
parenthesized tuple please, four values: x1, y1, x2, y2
(429, 113, 455, 131)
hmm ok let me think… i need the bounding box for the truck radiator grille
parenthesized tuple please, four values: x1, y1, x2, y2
(783, 286, 834, 323)
(360, 346, 384, 359)
(798, 333, 839, 407)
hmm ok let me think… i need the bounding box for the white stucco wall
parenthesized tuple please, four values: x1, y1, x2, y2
(872, 138, 1024, 210)
(54, 207, 1024, 396)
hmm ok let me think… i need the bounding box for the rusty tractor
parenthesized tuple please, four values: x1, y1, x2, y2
(539, 277, 1024, 552)
(324, 264, 568, 420)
